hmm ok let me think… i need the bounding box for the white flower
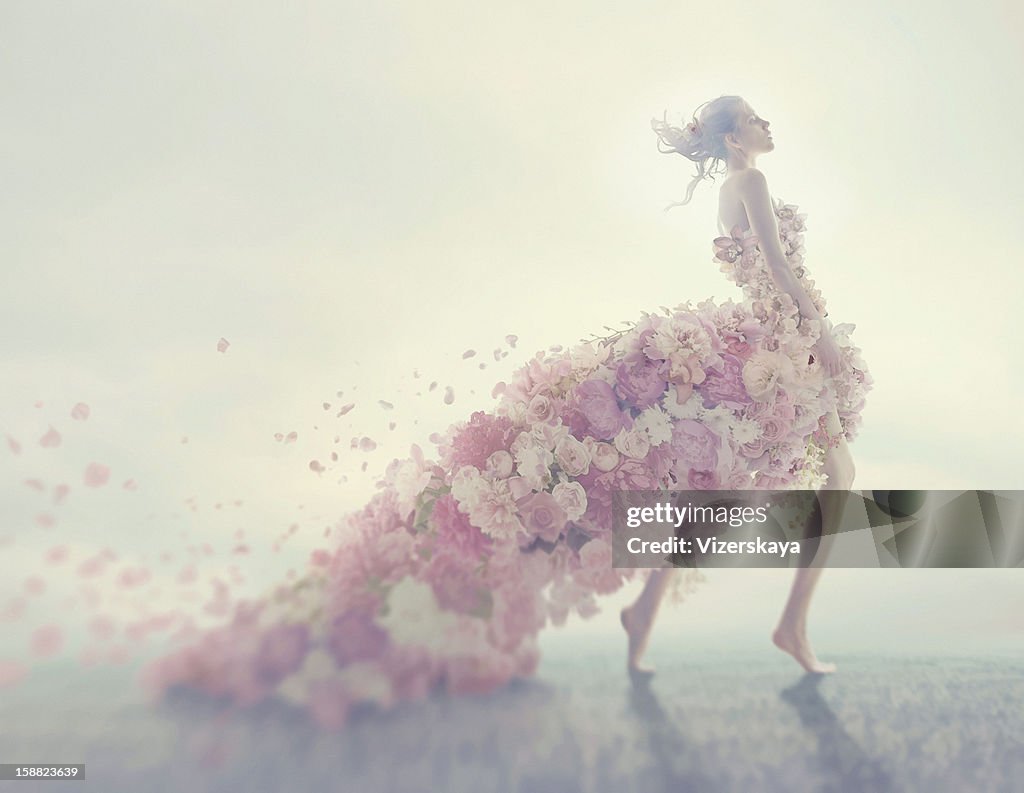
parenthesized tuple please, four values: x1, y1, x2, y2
(742, 350, 794, 402)
(585, 438, 620, 472)
(634, 406, 673, 446)
(702, 405, 735, 438)
(569, 342, 611, 376)
(530, 420, 569, 452)
(729, 417, 761, 444)
(498, 400, 531, 427)
(379, 579, 459, 651)
(613, 427, 651, 459)
(385, 444, 433, 516)
(552, 481, 588, 521)
(515, 444, 555, 491)
(663, 388, 703, 419)
(485, 450, 514, 479)
(554, 435, 592, 476)
(451, 465, 485, 510)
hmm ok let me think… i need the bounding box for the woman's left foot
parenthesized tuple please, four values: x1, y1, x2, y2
(772, 626, 837, 674)
(621, 607, 657, 679)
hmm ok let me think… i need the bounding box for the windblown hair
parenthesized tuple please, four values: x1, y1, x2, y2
(652, 95, 745, 210)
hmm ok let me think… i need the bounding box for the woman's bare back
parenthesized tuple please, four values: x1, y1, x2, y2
(716, 172, 769, 236)
(720, 174, 753, 235)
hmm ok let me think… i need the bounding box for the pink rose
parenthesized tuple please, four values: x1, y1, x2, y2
(517, 491, 568, 543)
(759, 416, 792, 443)
(687, 468, 721, 489)
(527, 394, 557, 425)
(586, 440, 620, 472)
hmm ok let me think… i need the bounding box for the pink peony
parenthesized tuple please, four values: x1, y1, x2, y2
(671, 419, 720, 471)
(432, 493, 494, 559)
(326, 610, 390, 667)
(614, 357, 668, 410)
(575, 379, 632, 440)
(254, 623, 310, 686)
(444, 412, 516, 471)
(700, 353, 751, 410)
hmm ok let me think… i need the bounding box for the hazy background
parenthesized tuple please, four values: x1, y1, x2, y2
(2, 0, 1023, 668)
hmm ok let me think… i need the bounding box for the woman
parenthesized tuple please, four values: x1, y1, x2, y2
(143, 96, 871, 730)
(621, 96, 861, 678)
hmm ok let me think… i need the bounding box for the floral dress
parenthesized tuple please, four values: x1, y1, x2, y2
(141, 197, 873, 730)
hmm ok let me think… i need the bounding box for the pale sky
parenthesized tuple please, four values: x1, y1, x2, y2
(2, 1, 1022, 657)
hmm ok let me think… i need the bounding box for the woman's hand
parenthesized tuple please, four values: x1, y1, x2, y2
(813, 331, 843, 379)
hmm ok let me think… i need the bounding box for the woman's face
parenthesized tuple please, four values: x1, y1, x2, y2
(728, 102, 773, 156)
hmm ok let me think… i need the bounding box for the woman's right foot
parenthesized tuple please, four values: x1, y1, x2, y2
(772, 626, 837, 674)
(621, 607, 656, 679)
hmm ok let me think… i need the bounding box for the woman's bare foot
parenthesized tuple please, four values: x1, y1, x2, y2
(621, 607, 656, 680)
(772, 626, 837, 674)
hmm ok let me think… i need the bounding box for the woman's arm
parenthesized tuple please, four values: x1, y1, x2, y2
(737, 168, 826, 325)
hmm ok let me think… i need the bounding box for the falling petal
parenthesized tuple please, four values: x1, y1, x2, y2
(358, 437, 377, 452)
(330, 452, 338, 461)
(181, 436, 189, 444)
(217, 338, 230, 353)
(428, 432, 443, 444)
(117, 567, 150, 588)
(428, 381, 437, 392)
(378, 400, 393, 410)
(309, 460, 325, 473)
(506, 334, 518, 348)
(493, 348, 502, 361)
(1, 599, 27, 623)
(360, 462, 368, 472)
(35, 513, 56, 528)
(0, 660, 27, 688)
(84, 463, 110, 488)
(89, 618, 116, 641)
(53, 484, 70, 503)
(39, 426, 61, 448)
(479, 363, 486, 369)
(44, 546, 69, 564)
(491, 382, 507, 398)
(71, 403, 90, 421)
(78, 556, 107, 578)
(322, 402, 331, 410)
(443, 386, 455, 405)
(338, 403, 355, 416)
(285, 432, 298, 444)
(6, 435, 21, 455)
(462, 349, 476, 359)
(412, 369, 420, 378)
(30, 625, 63, 658)
(24, 577, 46, 596)
(274, 433, 284, 442)
(25, 479, 45, 491)
(388, 422, 396, 430)
(123, 479, 137, 491)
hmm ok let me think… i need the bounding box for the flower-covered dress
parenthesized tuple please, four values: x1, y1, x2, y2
(142, 197, 872, 730)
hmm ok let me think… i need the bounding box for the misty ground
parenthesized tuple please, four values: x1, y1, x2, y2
(2, 628, 1022, 793)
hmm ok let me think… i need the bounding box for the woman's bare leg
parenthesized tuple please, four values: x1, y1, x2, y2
(772, 407, 855, 673)
(621, 567, 679, 676)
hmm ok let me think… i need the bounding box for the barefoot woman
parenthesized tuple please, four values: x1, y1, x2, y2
(622, 97, 857, 677)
